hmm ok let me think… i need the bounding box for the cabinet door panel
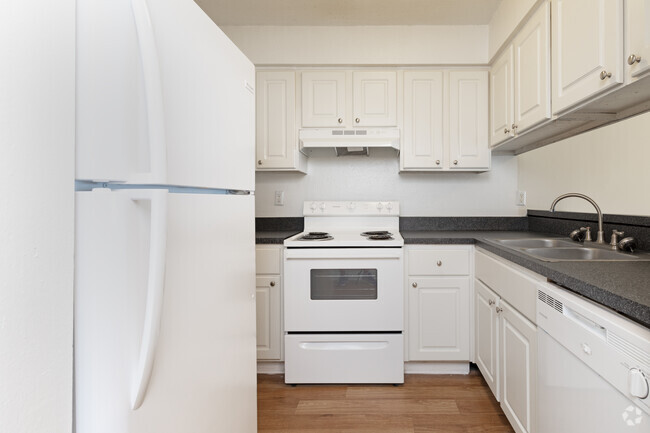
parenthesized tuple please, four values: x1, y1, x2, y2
(514, 2, 551, 132)
(475, 279, 499, 400)
(256, 276, 282, 360)
(626, 0, 650, 81)
(302, 71, 346, 127)
(408, 277, 470, 361)
(353, 71, 397, 126)
(552, 0, 623, 114)
(500, 300, 537, 433)
(490, 47, 514, 146)
(449, 71, 489, 169)
(256, 71, 296, 169)
(402, 71, 444, 170)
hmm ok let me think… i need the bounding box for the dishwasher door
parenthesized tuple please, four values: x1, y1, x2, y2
(538, 329, 648, 432)
(537, 283, 650, 433)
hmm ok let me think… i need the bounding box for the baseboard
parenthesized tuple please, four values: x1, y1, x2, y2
(257, 361, 284, 374)
(404, 361, 470, 374)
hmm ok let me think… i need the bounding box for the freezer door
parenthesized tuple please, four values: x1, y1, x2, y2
(75, 190, 256, 433)
(76, 0, 255, 191)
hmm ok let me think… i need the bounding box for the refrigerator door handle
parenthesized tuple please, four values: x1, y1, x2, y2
(130, 189, 168, 410)
(130, 0, 167, 184)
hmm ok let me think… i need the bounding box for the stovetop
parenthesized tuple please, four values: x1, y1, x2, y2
(284, 201, 403, 248)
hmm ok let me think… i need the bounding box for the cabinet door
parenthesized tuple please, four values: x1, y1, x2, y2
(402, 71, 444, 170)
(352, 71, 397, 126)
(626, 0, 650, 81)
(449, 71, 489, 170)
(552, 0, 624, 114)
(475, 279, 500, 400)
(499, 300, 537, 433)
(256, 71, 296, 169)
(490, 46, 514, 146)
(513, 1, 551, 133)
(301, 71, 346, 127)
(256, 276, 282, 360)
(408, 277, 470, 361)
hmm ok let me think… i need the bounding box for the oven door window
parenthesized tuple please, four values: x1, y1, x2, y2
(310, 269, 378, 300)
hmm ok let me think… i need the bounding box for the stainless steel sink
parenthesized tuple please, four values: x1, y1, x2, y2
(494, 238, 577, 249)
(520, 247, 647, 262)
(489, 237, 650, 262)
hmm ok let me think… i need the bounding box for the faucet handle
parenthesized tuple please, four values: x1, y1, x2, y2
(569, 228, 586, 242)
(617, 237, 638, 253)
(610, 230, 625, 248)
(580, 227, 593, 242)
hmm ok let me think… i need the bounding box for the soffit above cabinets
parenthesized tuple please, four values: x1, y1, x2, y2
(195, 0, 502, 26)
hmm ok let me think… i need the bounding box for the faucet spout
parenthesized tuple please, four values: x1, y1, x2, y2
(550, 193, 605, 244)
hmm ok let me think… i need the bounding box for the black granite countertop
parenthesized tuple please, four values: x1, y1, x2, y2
(255, 230, 300, 244)
(402, 230, 650, 328)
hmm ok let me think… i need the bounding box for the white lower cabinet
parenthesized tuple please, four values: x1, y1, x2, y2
(475, 249, 539, 433)
(255, 245, 283, 361)
(406, 246, 471, 362)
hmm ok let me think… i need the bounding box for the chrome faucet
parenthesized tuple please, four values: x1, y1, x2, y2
(550, 193, 605, 244)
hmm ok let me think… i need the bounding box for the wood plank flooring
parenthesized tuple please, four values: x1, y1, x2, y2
(257, 366, 514, 432)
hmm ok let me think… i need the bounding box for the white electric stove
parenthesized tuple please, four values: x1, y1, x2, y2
(283, 201, 404, 385)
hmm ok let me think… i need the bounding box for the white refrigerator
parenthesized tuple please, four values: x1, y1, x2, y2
(74, 0, 257, 432)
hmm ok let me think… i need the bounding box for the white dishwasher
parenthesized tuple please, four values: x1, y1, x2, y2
(537, 283, 650, 433)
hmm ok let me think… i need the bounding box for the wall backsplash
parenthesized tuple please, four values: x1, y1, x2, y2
(255, 154, 523, 217)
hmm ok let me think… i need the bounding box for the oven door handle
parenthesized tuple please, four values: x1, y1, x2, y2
(284, 249, 403, 260)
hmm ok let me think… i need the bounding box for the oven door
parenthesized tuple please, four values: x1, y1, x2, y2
(284, 248, 403, 332)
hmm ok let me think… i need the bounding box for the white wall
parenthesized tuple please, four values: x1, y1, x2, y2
(256, 155, 522, 217)
(0, 1, 75, 432)
(487, 0, 538, 61)
(222, 25, 489, 65)
(518, 112, 650, 216)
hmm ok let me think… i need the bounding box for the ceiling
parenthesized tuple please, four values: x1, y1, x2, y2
(196, 0, 503, 26)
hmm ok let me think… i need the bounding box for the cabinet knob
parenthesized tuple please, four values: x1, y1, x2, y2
(628, 54, 642, 65)
(496, 307, 503, 314)
(453, 160, 458, 166)
(504, 128, 510, 134)
(412, 282, 417, 288)
(488, 299, 495, 306)
(600, 70, 612, 80)
(338, 118, 343, 124)
(270, 281, 276, 287)
(355, 117, 360, 123)
(435, 160, 440, 165)
(257, 160, 262, 165)
(436, 260, 442, 267)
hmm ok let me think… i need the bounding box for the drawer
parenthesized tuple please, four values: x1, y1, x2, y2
(255, 246, 281, 274)
(475, 249, 540, 323)
(408, 248, 470, 276)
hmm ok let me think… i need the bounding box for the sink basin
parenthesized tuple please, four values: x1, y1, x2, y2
(494, 238, 577, 249)
(520, 247, 647, 262)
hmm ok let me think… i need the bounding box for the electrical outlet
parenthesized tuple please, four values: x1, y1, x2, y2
(274, 190, 284, 206)
(516, 190, 527, 206)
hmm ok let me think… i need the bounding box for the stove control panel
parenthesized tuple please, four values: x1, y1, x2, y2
(303, 201, 400, 216)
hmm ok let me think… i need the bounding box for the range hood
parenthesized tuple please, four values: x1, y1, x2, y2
(299, 128, 400, 156)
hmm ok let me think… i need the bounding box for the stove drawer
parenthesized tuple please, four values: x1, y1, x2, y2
(285, 333, 404, 384)
(408, 248, 470, 276)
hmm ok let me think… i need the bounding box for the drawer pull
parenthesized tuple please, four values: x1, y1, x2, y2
(270, 281, 276, 287)
(412, 282, 418, 288)
(436, 260, 442, 267)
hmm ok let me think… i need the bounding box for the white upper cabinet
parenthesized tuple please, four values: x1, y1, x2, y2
(402, 71, 444, 170)
(513, 1, 551, 133)
(552, 0, 624, 114)
(449, 71, 489, 170)
(352, 71, 397, 126)
(256, 71, 306, 172)
(626, 0, 650, 82)
(490, 46, 515, 146)
(301, 71, 347, 127)
(301, 71, 397, 128)
(490, 2, 550, 147)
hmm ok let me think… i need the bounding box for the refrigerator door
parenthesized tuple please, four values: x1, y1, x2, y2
(76, 0, 255, 191)
(75, 190, 257, 433)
